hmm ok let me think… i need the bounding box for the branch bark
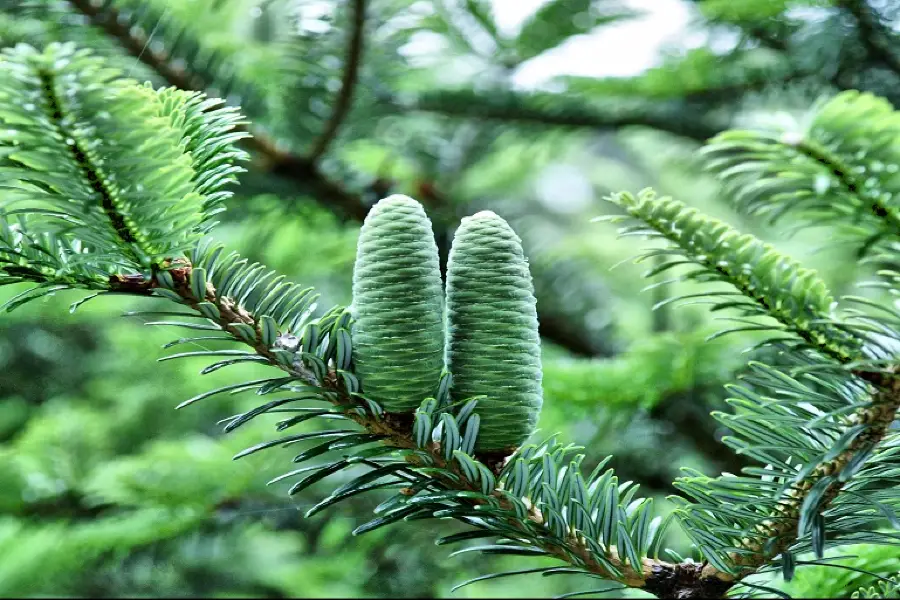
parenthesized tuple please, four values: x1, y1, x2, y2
(394, 91, 726, 143)
(307, 0, 367, 162)
(67, 0, 204, 91)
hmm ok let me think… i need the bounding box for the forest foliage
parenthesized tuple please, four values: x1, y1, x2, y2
(2, 0, 900, 598)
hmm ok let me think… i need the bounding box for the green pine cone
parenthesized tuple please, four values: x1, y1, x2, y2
(351, 195, 445, 412)
(446, 210, 542, 452)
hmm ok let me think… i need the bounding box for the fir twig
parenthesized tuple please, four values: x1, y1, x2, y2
(723, 370, 900, 577)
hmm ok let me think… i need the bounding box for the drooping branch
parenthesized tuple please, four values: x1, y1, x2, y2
(306, 0, 367, 162)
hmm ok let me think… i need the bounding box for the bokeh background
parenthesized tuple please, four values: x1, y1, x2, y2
(1, 0, 899, 597)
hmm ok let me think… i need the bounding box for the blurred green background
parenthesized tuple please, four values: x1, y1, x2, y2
(1, 0, 899, 597)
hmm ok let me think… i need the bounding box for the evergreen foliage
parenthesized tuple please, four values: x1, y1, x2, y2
(2, 1, 900, 598)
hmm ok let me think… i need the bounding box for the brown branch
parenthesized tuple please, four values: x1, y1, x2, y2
(840, 0, 900, 78)
(306, 0, 366, 162)
(394, 92, 726, 143)
(67, 0, 204, 91)
(263, 148, 369, 222)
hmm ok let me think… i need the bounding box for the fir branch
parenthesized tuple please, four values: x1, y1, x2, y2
(112, 258, 657, 585)
(605, 190, 863, 364)
(724, 369, 900, 576)
(600, 187, 900, 594)
(35, 66, 139, 253)
(789, 135, 900, 237)
(306, 0, 366, 163)
(101, 238, 685, 594)
(0, 43, 232, 269)
(61, 0, 367, 221)
(702, 90, 900, 253)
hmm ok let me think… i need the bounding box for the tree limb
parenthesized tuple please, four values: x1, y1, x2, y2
(394, 89, 726, 143)
(67, 0, 204, 91)
(64, 0, 368, 221)
(307, 0, 367, 162)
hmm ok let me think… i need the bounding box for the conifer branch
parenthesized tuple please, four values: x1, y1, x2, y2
(651, 369, 900, 596)
(607, 190, 862, 363)
(62, 0, 368, 222)
(787, 135, 900, 237)
(720, 370, 900, 578)
(36, 66, 140, 255)
(306, 0, 366, 163)
(702, 90, 900, 255)
(109, 260, 659, 588)
(600, 190, 900, 596)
